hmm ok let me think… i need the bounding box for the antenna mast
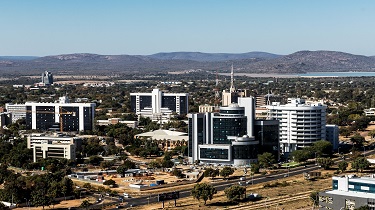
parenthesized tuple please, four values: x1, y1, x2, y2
(230, 63, 235, 93)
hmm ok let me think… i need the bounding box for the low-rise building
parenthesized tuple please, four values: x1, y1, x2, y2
(27, 133, 82, 162)
(319, 175, 375, 210)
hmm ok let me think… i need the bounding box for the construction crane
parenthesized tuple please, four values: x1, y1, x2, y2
(10, 107, 76, 132)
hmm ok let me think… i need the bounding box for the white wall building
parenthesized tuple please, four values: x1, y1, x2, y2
(266, 98, 327, 154)
(27, 133, 81, 162)
(130, 89, 188, 122)
(5, 103, 26, 123)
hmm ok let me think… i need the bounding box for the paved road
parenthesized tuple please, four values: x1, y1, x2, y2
(117, 149, 375, 209)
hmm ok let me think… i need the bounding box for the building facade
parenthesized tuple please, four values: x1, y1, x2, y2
(42, 71, 53, 85)
(25, 97, 95, 132)
(5, 103, 27, 123)
(326, 124, 339, 151)
(266, 98, 327, 155)
(130, 89, 188, 122)
(319, 175, 375, 210)
(188, 103, 259, 166)
(27, 133, 82, 162)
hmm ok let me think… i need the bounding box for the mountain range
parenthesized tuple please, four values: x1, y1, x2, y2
(1, 51, 375, 76)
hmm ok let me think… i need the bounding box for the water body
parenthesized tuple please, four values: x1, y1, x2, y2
(220, 72, 375, 78)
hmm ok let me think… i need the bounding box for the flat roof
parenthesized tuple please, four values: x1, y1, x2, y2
(323, 190, 375, 199)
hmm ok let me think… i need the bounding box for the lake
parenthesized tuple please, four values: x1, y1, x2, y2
(219, 72, 375, 78)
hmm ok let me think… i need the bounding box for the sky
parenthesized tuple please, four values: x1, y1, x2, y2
(1, 0, 375, 56)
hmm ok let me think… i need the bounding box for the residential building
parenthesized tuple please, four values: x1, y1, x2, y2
(27, 133, 82, 162)
(25, 96, 95, 132)
(319, 175, 375, 210)
(5, 103, 27, 123)
(130, 88, 188, 122)
(364, 108, 375, 116)
(266, 98, 327, 155)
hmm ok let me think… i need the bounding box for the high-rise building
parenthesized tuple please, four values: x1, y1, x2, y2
(254, 119, 280, 160)
(266, 98, 327, 155)
(25, 97, 95, 132)
(326, 124, 339, 150)
(130, 89, 188, 122)
(42, 71, 53, 85)
(188, 103, 259, 166)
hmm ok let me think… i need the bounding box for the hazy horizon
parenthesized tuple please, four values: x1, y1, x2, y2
(1, 0, 375, 56)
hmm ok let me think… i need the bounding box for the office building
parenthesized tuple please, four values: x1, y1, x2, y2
(130, 89, 188, 122)
(188, 103, 259, 166)
(27, 133, 81, 162)
(266, 98, 327, 155)
(5, 103, 27, 123)
(0, 112, 12, 128)
(25, 96, 95, 132)
(254, 119, 280, 160)
(42, 71, 53, 85)
(326, 124, 339, 151)
(319, 175, 375, 210)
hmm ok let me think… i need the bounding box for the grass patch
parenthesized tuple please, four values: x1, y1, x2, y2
(281, 162, 300, 168)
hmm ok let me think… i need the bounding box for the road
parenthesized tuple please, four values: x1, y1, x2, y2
(109, 149, 375, 209)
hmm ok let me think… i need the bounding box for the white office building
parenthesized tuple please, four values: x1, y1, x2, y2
(266, 98, 327, 154)
(5, 103, 27, 123)
(130, 89, 188, 122)
(27, 133, 81, 162)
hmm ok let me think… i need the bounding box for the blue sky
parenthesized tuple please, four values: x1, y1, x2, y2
(1, 0, 375, 56)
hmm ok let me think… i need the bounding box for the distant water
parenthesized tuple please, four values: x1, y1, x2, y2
(220, 72, 375, 78)
(298, 72, 375, 77)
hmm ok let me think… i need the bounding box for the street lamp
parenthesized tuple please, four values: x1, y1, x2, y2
(315, 152, 317, 165)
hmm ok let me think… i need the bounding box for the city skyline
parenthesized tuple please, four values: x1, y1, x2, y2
(1, 0, 375, 56)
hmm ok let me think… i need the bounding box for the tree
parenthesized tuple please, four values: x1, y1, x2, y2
(87, 155, 104, 166)
(257, 152, 276, 169)
(224, 185, 246, 202)
(220, 167, 234, 179)
(310, 191, 319, 207)
(338, 161, 348, 173)
(117, 165, 129, 177)
(103, 179, 116, 187)
(148, 160, 161, 169)
(355, 205, 370, 210)
(204, 168, 219, 179)
(80, 200, 91, 210)
(291, 150, 310, 163)
(352, 157, 370, 172)
(191, 183, 217, 205)
(350, 133, 365, 149)
(368, 130, 375, 140)
(251, 163, 260, 174)
(312, 140, 333, 157)
(317, 158, 334, 170)
(171, 169, 184, 178)
(340, 127, 351, 138)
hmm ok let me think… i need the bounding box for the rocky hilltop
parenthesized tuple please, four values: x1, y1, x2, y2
(0, 51, 374, 76)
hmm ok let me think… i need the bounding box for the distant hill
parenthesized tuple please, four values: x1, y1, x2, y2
(148, 51, 281, 61)
(0, 51, 375, 76)
(0, 56, 39, 61)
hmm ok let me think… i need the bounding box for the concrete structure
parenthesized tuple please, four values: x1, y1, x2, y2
(25, 96, 95, 132)
(5, 103, 27, 123)
(135, 129, 188, 151)
(319, 175, 375, 210)
(254, 119, 280, 161)
(221, 64, 251, 106)
(27, 133, 81, 162)
(364, 108, 375, 116)
(42, 71, 53, 85)
(326, 124, 339, 150)
(188, 103, 259, 166)
(130, 89, 188, 122)
(0, 112, 12, 128)
(96, 118, 138, 128)
(198, 104, 216, 113)
(266, 98, 327, 155)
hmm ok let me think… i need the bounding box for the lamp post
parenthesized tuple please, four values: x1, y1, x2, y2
(315, 152, 317, 165)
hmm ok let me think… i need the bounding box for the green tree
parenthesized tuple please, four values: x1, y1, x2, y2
(171, 169, 184, 178)
(191, 183, 217, 205)
(350, 133, 365, 149)
(103, 179, 116, 187)
(257, 152, 276, 169)
(317, 158, 334, 170)
(148, 160, 161, 169)
(220, 167, 234, 179)
(310, 191, 319, 207)
(340, 127, 352, 138)
(251, 163, 260, 174)
(224, 185, 246, 202)
(338, 161, 348, 173)
(368, 130, 375, 140)
(313, 140, 333, 157)
(80, 200, 91, 210)
(291, 150, 310, 163)
(87, 155, 104, 166)
(352, 157, 370, 172)
(204, 168, 219, 179)
(354, 205, 370, 210)
(117, 165, 129, 177)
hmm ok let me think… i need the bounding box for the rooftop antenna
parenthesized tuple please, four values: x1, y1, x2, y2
(230, 63, 235, 93)
(214, 70, 220, 107)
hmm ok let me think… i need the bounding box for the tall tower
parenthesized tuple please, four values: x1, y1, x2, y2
(229, 64, 235, 93)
